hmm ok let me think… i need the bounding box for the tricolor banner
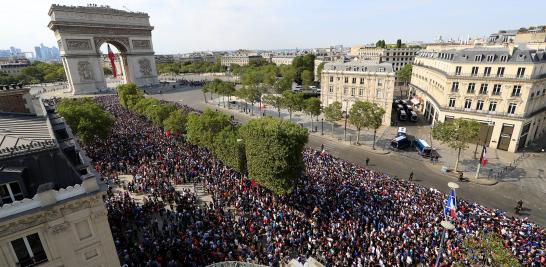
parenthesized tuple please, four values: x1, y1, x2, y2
(107, 44, 117, 78)
(479, 146, 487, 167)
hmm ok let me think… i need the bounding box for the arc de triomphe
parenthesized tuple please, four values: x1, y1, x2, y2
(48, 4, 159, 95)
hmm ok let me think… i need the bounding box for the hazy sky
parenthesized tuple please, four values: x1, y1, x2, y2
(2, 0, 545, 54)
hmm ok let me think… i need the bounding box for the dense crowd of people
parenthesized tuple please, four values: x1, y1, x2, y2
(84, 95, 545, 266)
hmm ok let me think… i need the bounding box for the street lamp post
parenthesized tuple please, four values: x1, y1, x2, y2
(344, 99, 349, 141)
(321, 118, 324, 135)
(435, 182, 458, 267)
(475, 121, 493, 179)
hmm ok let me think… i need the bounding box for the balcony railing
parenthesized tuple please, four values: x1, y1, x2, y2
(414, 64, 543, 80)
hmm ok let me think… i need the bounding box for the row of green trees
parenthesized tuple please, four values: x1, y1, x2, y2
(0, 61, 66, 85)
(117, 83, 189, 134)
(322, 100, 385, 149)
(157, 59, 227, 74)
(117, 82, 309, 195)
(186, 110, 308, 195)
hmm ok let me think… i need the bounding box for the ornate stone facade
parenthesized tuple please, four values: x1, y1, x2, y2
(77, 61, 94, 81)
(138, 58, 152, 76)
(132, 39, 151, 49)
(94, 36, 130, 52)
(66, 39, 92, 51)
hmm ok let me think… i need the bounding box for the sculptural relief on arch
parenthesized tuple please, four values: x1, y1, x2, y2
(48, 4, 159, 95)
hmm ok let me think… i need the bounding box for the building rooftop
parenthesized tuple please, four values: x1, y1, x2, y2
(323, 61, 394, 73)
(0, 114, 52, 152)
(417, 47, 546, 63)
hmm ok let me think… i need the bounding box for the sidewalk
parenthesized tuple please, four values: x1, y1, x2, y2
(207, 97, 392, 155)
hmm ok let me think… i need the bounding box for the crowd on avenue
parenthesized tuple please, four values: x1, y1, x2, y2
(82, 95, 545, 266)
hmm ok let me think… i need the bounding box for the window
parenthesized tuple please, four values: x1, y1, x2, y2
(352, 78, 357, 84)
(359, 78, 364, 84)
(512, 85, 521, 97)
(476, 100, 484, 111)
(351, 88, 355, 96)
(11, 233, 48, 267)
(479, 84, 488, 95)
(488, 101, 497, 112)
(516, 67, 526, 78)
(451, 82, 459, 92)
(487, 55, 494, 62)
(483, 67, 491, 77)
(471, 67, 479, 76)
(464, 99, 472, 109)
(492, 84, 501, 95)
(377, 80, 383, 86)
(507, 103, 517, 114)
(500, 55, 508, 62)
(496, 67, 505, 77)
(467, 83, 476, 94)
(329, 76, 333, 82)
(448, 98, 456, 107)
(1, 182, 24, 205)
(376, 89, 383, 98)
(344, 77, 349, 83)
(455, 66, 462, 75)
(359, 88, 364, 96)
(328, 85, 333, 93)
(343, 87, 348, 95)
(474, 55, 482, 61)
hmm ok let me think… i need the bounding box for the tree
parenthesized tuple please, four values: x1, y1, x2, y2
(375, 40, 386, 48)
(316, 62, 326, 84)
(457, 232, 520, 267)
(432, 118, 480, 171)
(396, 39, 402, 48)
(239, 117, 308, 195)
(186, 109, 232, 149)
(56, 98, 114, 144)
(201, 82, 210, 103)
(274, 77, 292, 94)
(301, 70, 313, 89)
(349, 101, 385, 148)
(144, 103, 177, 126)
(129, 97, 159, 115)
(323, 101, 343, 136)
(262, 94, 284, 118)
(117, 83, 140, 108)
(212, 127, 246, 173)
(281, 91, 304, 121)
(397, 64, 412, 85)
(163, 109, 189, 134)
(237, 86, 260, 115)
(303, 97, 321, 130)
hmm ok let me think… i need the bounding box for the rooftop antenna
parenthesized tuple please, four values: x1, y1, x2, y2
(122, 5, 133, 12)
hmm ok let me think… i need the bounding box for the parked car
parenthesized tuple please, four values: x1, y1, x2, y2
(292, 85, 302, 92)
(396, 127, 407, 137)
(410, 111, 418, 122)
(398, 110, 407, 121)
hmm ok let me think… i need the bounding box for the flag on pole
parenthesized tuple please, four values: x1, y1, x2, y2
(479, 146, 487, 167)
(443, 190, 457, 219)
(107, 44, 117, 77)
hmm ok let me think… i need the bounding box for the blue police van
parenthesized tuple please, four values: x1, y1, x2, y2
(414, 138, 432, 157)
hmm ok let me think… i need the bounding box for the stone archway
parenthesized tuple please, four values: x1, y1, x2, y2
(48, 4, 159, 95)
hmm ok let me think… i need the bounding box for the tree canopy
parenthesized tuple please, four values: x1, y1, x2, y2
(239, 117, 308, 195)
(397, 64, 413, 84)
(459, 232, 520, 266)
(117, 83, 141, 108)
(349, 101, 385, 147)
(163, 109, 189, 134)
(0, 61, 66, 85)
(186, 109, 232, 149)
(432, 118, 480, 171)
(281, 91, 305, 120)
(55, 98, 114, 144)
(157, 60, 226, 74)
(323, 101, 343, 135)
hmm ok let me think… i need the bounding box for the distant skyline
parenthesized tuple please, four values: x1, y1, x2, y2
(2, 0, 545, 54)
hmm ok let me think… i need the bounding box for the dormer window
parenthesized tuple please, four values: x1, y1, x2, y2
(379, 67, 385, 72)
(1, 181, 24, 205)
(500, 55, 508, 62)
(475, 55, 482, 61)
(487, 55, 495, 62)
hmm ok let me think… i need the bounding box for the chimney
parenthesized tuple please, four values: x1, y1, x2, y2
(0, 86, 35, 114)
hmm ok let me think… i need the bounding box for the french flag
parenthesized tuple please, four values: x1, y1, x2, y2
(444, 190, 457, 219)
(479, 146, 487, 167)
(107, 44, 117, 77)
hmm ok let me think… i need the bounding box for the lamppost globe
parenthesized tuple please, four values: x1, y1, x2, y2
(440, 220, 455, 230)
(447, 182, 459, 189)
